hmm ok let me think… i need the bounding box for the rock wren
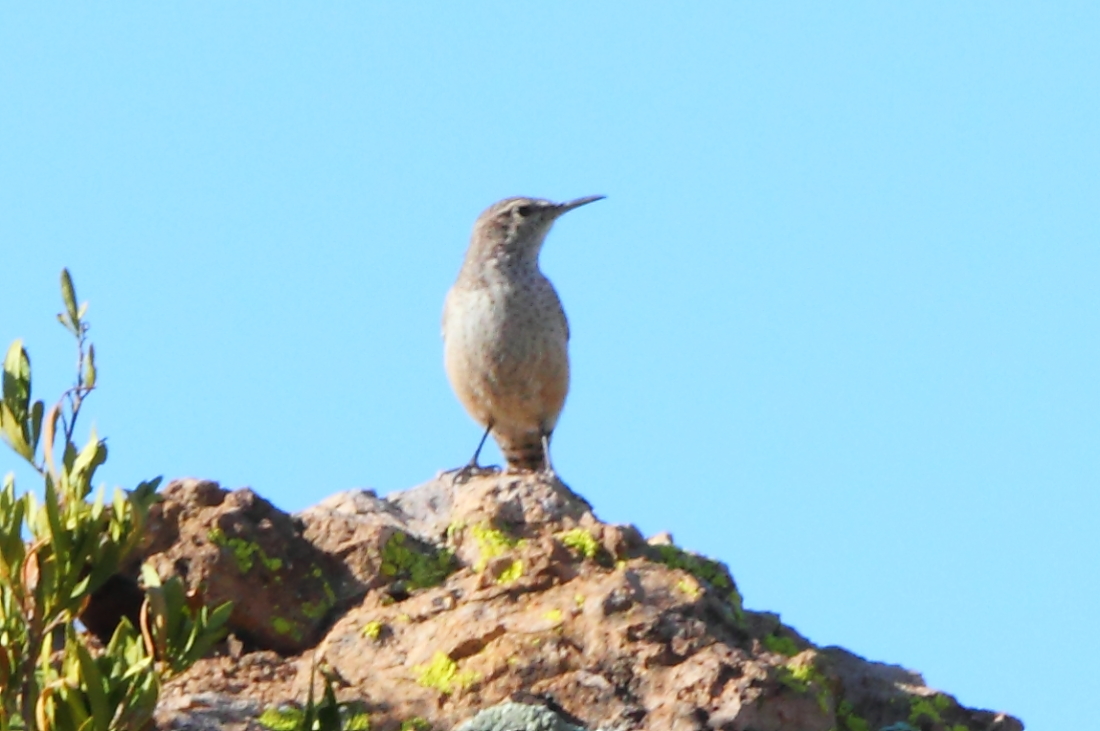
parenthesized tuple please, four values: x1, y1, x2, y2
(443, 195, 604, 474)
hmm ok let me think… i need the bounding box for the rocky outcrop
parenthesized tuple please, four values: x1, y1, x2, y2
(99, 474, 1022, 731)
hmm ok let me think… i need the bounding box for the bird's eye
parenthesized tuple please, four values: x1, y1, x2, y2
(516, 204, 535, 217)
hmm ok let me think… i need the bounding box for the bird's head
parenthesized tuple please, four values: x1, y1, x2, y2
(469, 195, 604, 266)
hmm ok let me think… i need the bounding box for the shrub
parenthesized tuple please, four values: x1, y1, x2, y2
(0, 270, 231, 731)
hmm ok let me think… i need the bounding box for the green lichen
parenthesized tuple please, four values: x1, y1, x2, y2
(342, 708, 371, 730)
(762, 633, 800, 657)
(320, 574, 337, 603)
(787, 662, 817, 687)
(650, 544, 744, 619)
(776, 666, 807, 693)
(257, 706, 304, 730)
(909, 694, 953, 727)
(400, 718, 431, 731)
(835, 699, 870, 731)
(777, 658, 831, 713)
(258, 668, 370, 731)
(208, 527, 283, 574)
(361, 620, 384, 640)
(381, 530, 455, 590)
(651, 544, 730, 588)
(559, 528, 599, 559)
(255, 701, 363, 730)
(471, 523, 524, 571)
(414, 652, 479, 695)
(271, 617, 301, 641)
(301, 597, 332, 620)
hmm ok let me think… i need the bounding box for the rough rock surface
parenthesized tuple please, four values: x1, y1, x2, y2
(107, 474, 1024, 731)
(141, 479, 359, 653)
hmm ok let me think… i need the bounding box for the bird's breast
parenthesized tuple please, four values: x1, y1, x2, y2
(444, 275, 567, 369)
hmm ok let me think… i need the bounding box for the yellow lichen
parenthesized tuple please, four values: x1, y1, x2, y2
(471, 523, 524, 572)
(413, 652, 479, 695)
(558, 528, 600, 559)
(676, 577, 702, 599)
(496, 558, 524, 584)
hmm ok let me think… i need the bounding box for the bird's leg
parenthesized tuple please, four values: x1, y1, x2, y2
(468, 424, 492, 469)
(539, 430, 557, 478)
(448, 423, 497, 484)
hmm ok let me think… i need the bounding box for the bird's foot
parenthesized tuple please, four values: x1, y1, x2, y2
(446, 462, 501, 485)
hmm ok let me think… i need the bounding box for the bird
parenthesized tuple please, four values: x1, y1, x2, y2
(442, 195, 604, 475)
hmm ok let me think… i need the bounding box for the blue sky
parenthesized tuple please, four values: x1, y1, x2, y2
(2, 4, 1096, 728)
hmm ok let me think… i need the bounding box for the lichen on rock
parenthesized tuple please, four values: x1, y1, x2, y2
(132, 473, 1023, 731)
(455, 701, 601, 731)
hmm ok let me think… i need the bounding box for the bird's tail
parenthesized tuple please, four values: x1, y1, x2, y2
(497, 431, 549, 472)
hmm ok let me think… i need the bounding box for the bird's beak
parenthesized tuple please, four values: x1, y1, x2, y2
(555, 195, 606, 216)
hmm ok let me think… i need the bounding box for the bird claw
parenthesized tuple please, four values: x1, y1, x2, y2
(447, 463, 501, 485)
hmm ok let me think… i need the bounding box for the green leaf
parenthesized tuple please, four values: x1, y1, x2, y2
(69, 574, 92, 601)
(142, 564, 169, 661)
(133, 476, 163, 500)
(73, 631, 111, 730)
(113, 485, 127, 521)
(70, 429, 108, 497)
(120, 655, 154, 680)
(185, 600, 234, 668)
(86, 549, 122, 597)
(1, 340, 31, 416)
(58, 688, 91, 731)
(208, 601, 235, 633)
(42, 477, 73, 593)
(141, 562, 163, 589)
(111, 680, 158, 731)
(58, 437, 78, 475)
(0, 476, 27, 573)
(90, 485, 106, 518)
(317, 679, 341, 729)
(0, 342, 35, 464)
(0, 403, 34, 463)
(61, 269, 80, 331)
(29, 400, 44, 454)
(84, 344, 97, 389)
(57, 311, 76, 335)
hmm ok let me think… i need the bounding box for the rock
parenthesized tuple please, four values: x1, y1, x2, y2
(297, 488, 426, 591)
(455, 701, 598, 731)
(141, 472, 1022, 731)
(386, 474, 459, 541)
(143, 479, 357, 653)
